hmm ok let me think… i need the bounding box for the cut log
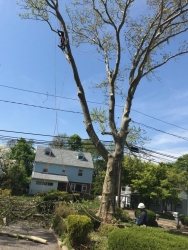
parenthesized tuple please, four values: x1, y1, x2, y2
(0, 231, 47, 244)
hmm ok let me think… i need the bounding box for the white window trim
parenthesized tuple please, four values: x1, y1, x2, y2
(78, 169, 83, 176)
(71, 183, 87, 193)
(82, 185, 87, 193)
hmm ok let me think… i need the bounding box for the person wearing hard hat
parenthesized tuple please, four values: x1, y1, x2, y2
(136, 203, 148, 226)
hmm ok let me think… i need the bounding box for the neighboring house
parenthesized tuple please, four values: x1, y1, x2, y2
(120, 186, 188, 215)
(29, 146, 94, 195)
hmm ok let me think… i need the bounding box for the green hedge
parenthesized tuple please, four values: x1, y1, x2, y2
(108, 227, 188, 250)
(100, 224, 118, 236)
(67, 215, 93, 248)
(77, 207, 101, 230)
(42, 190, 80, 202)
(135, 209, 157, 226)
(43, 190, 69, 201)
(180, 215, 188, 226)
(158, 212, 174, 220)
(114, 207, 133, 222)
(52, 214, 67, 237)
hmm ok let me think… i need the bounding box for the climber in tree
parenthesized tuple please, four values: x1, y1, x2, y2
(57, 29, 66, 50)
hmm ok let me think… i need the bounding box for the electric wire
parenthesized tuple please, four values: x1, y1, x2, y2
(0, 84, 188, 132)
(0, 99, 83, 114)
(1, 97, 188, 143)
(132, 120, 188, 142)
(0, 133, 182, 163)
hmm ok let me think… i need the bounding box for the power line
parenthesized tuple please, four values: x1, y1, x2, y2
(1, 84, 188, 132)
(132, 120, 188, 142)
(0, 132, 181, 163)
(0, 99, 83, 114)
(0, 129, 113, 143)
(1, 97, 188, 144)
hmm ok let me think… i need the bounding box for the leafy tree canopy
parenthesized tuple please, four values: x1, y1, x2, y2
(122, 155, 188, 208)
(68, 134, 82, 151)
(174, 154, 188, 171)
(9, 138, 35, 177)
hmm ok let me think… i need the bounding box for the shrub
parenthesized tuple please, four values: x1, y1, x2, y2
(52, 214, 67, 237)
(37, 200, 56, 214)
(108, 227, 188, 250)
(135, 209, 157, 226)
(54, 201, 76, 218)
(2, 189, 11, 196)
(100, 224, 118, 236)
(180, 215, 188, 226)
(36, 191, 46, 197)
(71, 193, 81, 202)
(158, 212, 174, 220)
(80, 193, 94, 200)
(0, 188, 2, 195)
(67, 215, 93, 248)
(77, 207, 101, 230)
(43, 190, 68, 201)
(114, 207, 133, 222)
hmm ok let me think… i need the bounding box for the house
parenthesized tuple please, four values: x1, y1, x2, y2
(29, 146, 94, 195)
(120, 186, 188, 215)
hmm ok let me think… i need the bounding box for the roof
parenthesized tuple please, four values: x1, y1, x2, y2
(35, 146, 94, 169)
(32, 172, 68, 182)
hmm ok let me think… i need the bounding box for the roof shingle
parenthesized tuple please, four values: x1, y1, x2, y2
(35, 146, 94, 169)
(32, 172, 68, 182)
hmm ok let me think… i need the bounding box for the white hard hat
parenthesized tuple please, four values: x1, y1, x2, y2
(138, 203, 145, 209)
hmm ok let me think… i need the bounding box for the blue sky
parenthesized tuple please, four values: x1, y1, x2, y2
(0, 1, 188, 162)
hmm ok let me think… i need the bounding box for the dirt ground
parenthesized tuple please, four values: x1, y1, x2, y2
(0, 222, 58, 250)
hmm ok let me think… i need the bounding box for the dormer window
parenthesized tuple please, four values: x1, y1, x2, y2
(44, 147, 51, 156)
(77, 152, 84, 160)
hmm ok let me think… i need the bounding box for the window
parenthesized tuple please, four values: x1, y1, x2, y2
(75, 184, 82, 192)
(43, 168, 48, 173)
(82, 185, 87, 193)
(71, 183, 86, 193)
(78, 169, 83, 176)
(77, 152, 85, 160)
(44, 147, 51, 155)
(36, 181, 47, 185)
(36, 181, 53, 186)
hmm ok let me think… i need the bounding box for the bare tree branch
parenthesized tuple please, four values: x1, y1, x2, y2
(142, 50, 188, 77)
(54, 4, 109, 161)
(92, 0, 112, 25)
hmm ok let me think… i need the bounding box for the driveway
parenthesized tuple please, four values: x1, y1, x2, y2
(0, 222, 58, 250)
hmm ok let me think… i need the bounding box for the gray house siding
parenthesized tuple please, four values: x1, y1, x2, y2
(34, 162, 93, 184)
(29, 146, 94, 195)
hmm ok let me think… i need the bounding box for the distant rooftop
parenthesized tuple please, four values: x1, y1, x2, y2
(35, 146, 94, 169)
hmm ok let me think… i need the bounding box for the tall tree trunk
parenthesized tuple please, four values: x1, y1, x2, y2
(117, 161, 122, 208)
(96, 152, 123, 222)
